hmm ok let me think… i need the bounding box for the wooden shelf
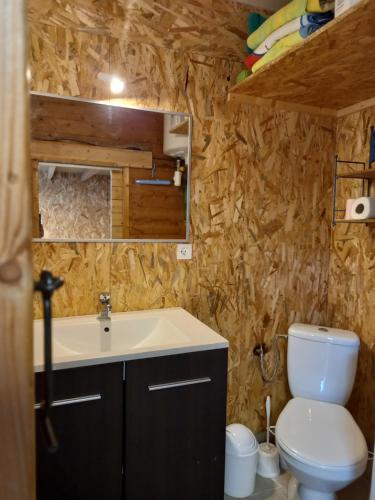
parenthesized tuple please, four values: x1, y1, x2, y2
(228, 0, 375, 117)
(338, 170, 375, 180)
(336, 219, 375, 224)
(169, 119, 189, 135)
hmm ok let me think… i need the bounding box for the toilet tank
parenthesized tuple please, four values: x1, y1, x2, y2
(287, 324, 360, 405)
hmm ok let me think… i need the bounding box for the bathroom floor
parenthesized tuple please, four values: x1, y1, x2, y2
(224, 468, 372, 500)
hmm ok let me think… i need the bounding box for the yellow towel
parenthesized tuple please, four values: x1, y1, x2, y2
(247, 0, 307, 51)
(307, 0, 335, 12)
(252, 31, 303, 73)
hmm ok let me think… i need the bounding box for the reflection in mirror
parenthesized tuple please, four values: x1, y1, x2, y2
(38, 163, 113, 240)
(31, 93, 191, 242)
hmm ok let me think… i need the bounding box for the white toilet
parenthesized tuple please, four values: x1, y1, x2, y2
(276, 323, 368, 500)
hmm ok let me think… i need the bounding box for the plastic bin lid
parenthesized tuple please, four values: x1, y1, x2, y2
(226, 424, 259, 457)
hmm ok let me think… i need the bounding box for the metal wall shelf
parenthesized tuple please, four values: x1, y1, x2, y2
(337, 170, 375, 180)
(333, 127, 375, 227)
(336, 219, 375, 224)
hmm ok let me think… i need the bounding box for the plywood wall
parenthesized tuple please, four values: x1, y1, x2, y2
(29, 0, 335, 431)
(328, 108, 375, 443)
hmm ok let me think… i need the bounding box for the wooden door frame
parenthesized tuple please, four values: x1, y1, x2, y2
(0, 1, 35, 499)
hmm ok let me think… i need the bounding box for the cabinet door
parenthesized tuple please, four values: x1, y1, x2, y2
(125, 349, 228, 500)
(35, 363, 123, 500)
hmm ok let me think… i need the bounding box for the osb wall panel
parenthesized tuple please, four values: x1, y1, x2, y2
(29, 22, 110, 98)
(39, 171, 111, 239)
(328, 107, 375, 443)
(28, 0, 264, 61)
(30, 6, 334, 430)
(33, 243, 110, 318)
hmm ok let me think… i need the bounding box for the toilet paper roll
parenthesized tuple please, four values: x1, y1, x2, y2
(345, 198, 355, 220)
(350, 197, 375, 220)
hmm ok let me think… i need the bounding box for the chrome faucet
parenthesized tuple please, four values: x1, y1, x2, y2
(98, 292, 112, 320)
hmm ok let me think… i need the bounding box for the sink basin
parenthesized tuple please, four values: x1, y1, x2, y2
(33, 307, 228, 371)
(53, 317, 189, 354)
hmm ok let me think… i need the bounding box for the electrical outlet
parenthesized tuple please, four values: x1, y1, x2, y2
(177, 243, 192, 260)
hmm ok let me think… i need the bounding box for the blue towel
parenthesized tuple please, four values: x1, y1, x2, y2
(300, 11, 333, 37)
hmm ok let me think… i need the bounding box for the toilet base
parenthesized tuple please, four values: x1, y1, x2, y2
(299, 485, 336, 500)
(287, 475, 336, 500)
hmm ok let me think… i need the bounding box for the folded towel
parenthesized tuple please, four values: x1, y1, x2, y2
(248, 12, 268, 35)
(253, 17, 301, 55)
(253, 11, 333, 56)
(245, 53, 263, 70)
(236, 69, 251, 84)
(247, 12, 268, 53)
(301, 11, 333, 37)
(307, 0, 334, 12)
(252, 23, 323, 73)
(247, 0, 307, 51)
(303, 11, 334, 23)
(252, 31, 303, 72)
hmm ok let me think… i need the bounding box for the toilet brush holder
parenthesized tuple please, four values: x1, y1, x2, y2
(257, 443, 280, 478)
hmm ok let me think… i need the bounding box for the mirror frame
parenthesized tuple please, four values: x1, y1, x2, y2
(31, 91, 192, 244)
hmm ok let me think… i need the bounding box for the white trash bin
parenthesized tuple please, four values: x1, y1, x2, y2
(224, 423, 259, 498)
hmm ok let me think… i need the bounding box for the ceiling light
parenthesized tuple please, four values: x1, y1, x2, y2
(110, 76, 125, 95)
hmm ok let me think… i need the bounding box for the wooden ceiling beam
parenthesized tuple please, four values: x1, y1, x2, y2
(31, 140, 152, 169)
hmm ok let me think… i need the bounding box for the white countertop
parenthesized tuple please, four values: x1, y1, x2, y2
(34, 307, 228, 372)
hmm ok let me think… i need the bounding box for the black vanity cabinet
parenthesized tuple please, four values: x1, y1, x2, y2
(35, 363, 123, 500)
(35, 348, 228, 500)
(124, 349, 228, 500)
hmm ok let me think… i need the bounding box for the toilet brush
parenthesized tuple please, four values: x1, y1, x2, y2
(257, 395, 280, 478)
(266, 395, 271, 449)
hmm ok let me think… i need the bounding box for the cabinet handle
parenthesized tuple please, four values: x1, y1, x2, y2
(148, 377, 211, 392)
(34, 394, 101, 410)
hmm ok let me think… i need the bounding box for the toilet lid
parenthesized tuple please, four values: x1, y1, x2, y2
(276, 398, 368, 469)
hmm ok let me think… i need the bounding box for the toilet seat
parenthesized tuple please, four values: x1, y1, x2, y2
(276, 397, 368, 470)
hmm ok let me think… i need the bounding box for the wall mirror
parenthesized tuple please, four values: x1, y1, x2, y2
(31, 93, 191, 242)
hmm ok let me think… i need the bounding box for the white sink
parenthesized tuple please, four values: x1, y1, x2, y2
(54, 317, 188, 354)
(33, 307, 228, 371)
